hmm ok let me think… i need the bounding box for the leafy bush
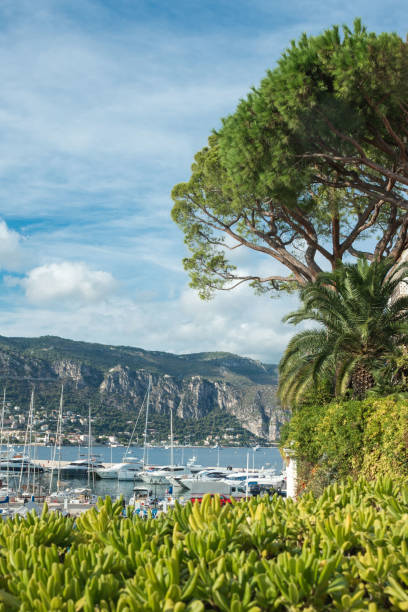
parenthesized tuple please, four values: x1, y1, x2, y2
(283, 395, 408, 494)
(1, 481, 408, 610)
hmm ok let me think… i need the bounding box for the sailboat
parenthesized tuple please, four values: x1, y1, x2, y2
(140, 400, 192, 485)
(48, 385, 64, 495)
(96, 388, 148, 481)
(0, 387, 15, 502)
(17, 388, 45, 498)
(59, 402, 104, 479)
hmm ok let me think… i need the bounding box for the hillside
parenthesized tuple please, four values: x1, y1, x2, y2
(0, 335, 286, 443)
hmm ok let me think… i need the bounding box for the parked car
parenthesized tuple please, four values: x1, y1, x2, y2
(189, 494, 232, 506)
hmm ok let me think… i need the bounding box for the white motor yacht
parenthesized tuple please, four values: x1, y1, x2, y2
(172, 476, 242, 496)
(96, 462, 133, 479)
(139, 455, 203, 485)
(140, 464, 191, 485)
(169, 468, 233, 494)
(96, 460, 143, 481)
(118, 456, 144, 480)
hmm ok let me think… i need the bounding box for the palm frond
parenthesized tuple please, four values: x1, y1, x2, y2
(278, 257, 408, 407)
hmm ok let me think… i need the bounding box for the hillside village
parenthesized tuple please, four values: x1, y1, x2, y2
(0, 400, 264, 447)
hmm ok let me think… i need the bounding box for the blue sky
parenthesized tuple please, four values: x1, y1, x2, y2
(0, 0, 405, 363)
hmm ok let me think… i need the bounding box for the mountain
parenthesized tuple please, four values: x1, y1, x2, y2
(0, 335, 287, 443)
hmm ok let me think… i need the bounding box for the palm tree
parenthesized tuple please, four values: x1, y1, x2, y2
(278, 258, 408, 407)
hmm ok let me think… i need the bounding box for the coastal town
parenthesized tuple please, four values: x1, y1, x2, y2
(0, 401, 263, 447)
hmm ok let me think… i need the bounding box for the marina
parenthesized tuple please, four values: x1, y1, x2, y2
(0, 379, 285, 515)
(0, 444, 286, 516)
(0, 376, 287, 516)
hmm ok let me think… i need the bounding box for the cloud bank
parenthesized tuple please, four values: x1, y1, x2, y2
(0, 1, 404, 362)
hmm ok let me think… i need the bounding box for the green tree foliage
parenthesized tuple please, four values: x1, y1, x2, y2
(172, 21, 408, 298)
(278, 259, 408, 406)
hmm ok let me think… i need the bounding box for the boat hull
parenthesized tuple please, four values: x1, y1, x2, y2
(58, 469, 94, 479)
(170, 478, 240, 496)
(0, 464, 44, 473)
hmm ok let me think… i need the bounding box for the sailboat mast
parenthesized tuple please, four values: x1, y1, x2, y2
(143, 375, 151, 467)
(0, 386, 8, 493)
(0, 387, 6, 470)
(57, 385, 63, 491)
(87, 402, 91, 488)
(49, 385, 64, 494)
(170, 406, 174, 468)
(28, 389, 35, 496)
(19, 388, 34, 492)
(245, 452, 249, 500)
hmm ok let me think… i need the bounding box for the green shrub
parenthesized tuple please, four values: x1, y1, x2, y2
(284, 395, 408, 493)
(0, 481, 408, 610)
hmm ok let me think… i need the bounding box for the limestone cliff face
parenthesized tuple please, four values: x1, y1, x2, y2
(51, 360, 102, 387)
(0, 336, 287, 441)
(98, 365, 287, 441)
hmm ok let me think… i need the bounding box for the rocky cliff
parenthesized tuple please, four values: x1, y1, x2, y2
(0, 335, 287, 441)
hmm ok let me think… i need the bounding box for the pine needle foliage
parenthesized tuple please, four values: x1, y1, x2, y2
(279, 258, 408, 406)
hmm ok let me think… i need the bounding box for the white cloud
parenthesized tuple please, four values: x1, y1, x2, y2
(21, 261, 117, 304)
(0, 220, 24, 271)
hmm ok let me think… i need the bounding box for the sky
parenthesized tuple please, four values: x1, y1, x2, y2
(0, 0, 406, 363)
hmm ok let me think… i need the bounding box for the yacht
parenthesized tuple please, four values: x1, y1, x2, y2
(96, 458, 143, 481)
(139, 455, 203, 485)
(96, 462, 133, 479)
(224, 469, 285, 489)
(140, 464, 191, 485)
(59, 459, 105, 478)
(173, 475, 242, 496)
(118, 462, 144, 481)
(0, 455, 44, 473)
(169, 468, 232, 493)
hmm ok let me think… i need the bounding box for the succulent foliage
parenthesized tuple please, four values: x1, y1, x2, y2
(1, 481, 408, 610)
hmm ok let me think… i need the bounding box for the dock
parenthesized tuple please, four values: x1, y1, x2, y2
(1, 500, 99, 517)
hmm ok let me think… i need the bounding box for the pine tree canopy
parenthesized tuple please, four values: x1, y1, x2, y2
(171, 20, 408, 298)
